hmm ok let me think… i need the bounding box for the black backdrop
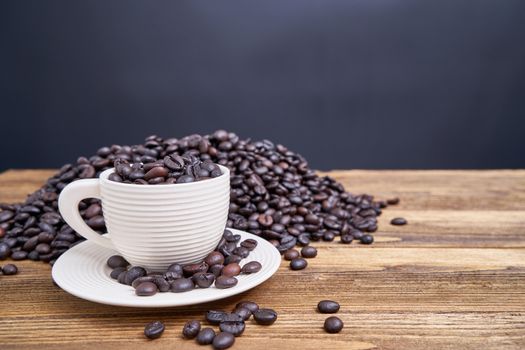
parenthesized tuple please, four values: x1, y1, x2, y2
(1, 1, 525, 171)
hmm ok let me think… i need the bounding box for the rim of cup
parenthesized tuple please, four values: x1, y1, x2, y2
(99, 164, 230, 188)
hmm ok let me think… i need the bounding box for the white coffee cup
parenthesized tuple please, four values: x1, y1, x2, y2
(58, 165, 230, 271)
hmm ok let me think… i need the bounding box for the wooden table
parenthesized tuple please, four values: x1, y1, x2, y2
(1, 170, 524, 350)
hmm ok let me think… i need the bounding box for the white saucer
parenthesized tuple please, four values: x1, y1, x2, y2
(52, 229, 281, 308)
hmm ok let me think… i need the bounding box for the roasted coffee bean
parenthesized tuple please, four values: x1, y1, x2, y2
(219, 320, 245, 337)
(193, 272, 215, 288)
(171, 278, 194, 292)
(391, 217, 407, 225)
(233, 246, 250, 258)
(2, 263, 18, 275)
(360, 234, 374, 244)
(196, 327, 216, 345)
(164, 270, 182, 281)
(222, 263, 241, 277)
(340, 234, 353, 244)
(318, 300, 340, 313)
(0, 210, 14, 223)
(35, 243, 51, 254)
(290, 258, 307, 270)
(253, 308, 278, 325)
(117, 270, 128, 284)
(152, 276, 171, 292)
(205, 251, 225, 266)
(301, 246, 317, 258)
(241, 261, 262, 274)
(182, 320, 201, 339)
(131, 276, 155, 289)
(11, 250, 27, 260)
(297, 233, 311, 246)
(167, 262, 184, 274)
(0, 243, 11, 260)
(324, 316, 344, 333)
(212, 332, 235, 349)
(235, 301, 259, 314)
(240, 239, 257, 251)
(284, 249, 300, 261)
(387, 197, 400, 205)
(209, 264, 224, 277)
(215, 276, 238, 289)
(224, 254, 242, 265)
(144, 321, 165, 339)
(124, 266, 147, 285)
(234, 307, 252, 321)
(206, 310, 228, 325)
(110, 267, 127, 280)
(183, 262, 208, 277)
(135, 282, 158, 296)
(106, 255, 129, 269)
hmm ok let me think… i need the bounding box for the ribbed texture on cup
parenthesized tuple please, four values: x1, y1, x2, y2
(98, 166, 229, 270)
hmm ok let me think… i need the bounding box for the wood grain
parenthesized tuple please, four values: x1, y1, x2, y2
(1, 169, 524, 350)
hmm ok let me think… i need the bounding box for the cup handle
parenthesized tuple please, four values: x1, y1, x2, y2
(58, 179, 115, 250)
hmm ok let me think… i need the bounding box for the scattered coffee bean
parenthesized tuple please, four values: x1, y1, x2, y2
(235, 301, 259, 314)
(206, 310, 228, 325)
(221, 263, 241, 277)
(205, 251, 225, 266)
(318, 300, 340, 313)
(340, 234, 353, 244)
(2, 263, 18, 275)
(182, 320, 201, 339)
(387, 197, 400, 205)
(391, 217, 407, 225)
(171, 278, 195, 293)
(0, 243, 11, 260)
(284, 249, 300, 261)
(324, 316, 344, 333)
(124, 266, 147, 285)
(253, 308, 278, 325)
(110, 267, 127, 280)
(183, 262, 209, 277)
(301, 246, 317, 258)
(219, 320, 245, 337)
(144, 321, 165, 339)
(360, 234, 374, 244)
(193, 272, 215, 288)
(135, 282, 158, 296)
(196, 327, 216, 345)
(234, 307, 252, 321)
(106, 255, 129, 269)
(240, 239, 257, 251)
(212, 332, 235, 349)
(131, 276, 155, 289)
(290, 258, 308, 270)
(215, 276, 238, 289)
(11, 250, 27, 260)
(117, 270, 128, 284)
(241, 261, 262, 274)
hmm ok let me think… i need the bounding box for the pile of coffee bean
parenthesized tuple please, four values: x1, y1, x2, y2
(317, 300, 344, 333)
(0, 131, 400, 266)
(143, 301, 276, 348)
(109, 155, 223, 184)
(107, 230, 262, 296)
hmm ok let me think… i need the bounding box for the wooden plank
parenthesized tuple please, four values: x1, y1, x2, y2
(1, 169, 524, 349)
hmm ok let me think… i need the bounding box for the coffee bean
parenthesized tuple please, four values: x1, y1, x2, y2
(117, 270, 127, 284)
(124, 266, 147, 285)
(11, 250, 27, 260)
(222, 263, 241, 277)
(164, 270, 183, 281)
(193, 272, 215, 288)
(183, 262, 208, 277)
(323, 231, 335, 242)
(206, 310, 228, 325)
(297, 233, 311, 246)
(235, 301, 259, 314)
(360, 234, 374, 244)
(131, 276, 155, 289)
(152, 276, 171, 292)
(107, 255, 129, 269)
(219, 320, 245, 337)
(196, 327, 216, 345)
(212, 332, 235, 349)
(290, 258, 307, 270)
(253, 308, 278, 325)
(110, 267, 127, 279)
(171, 278, 195, 292)
(224, 254, 242, 265)
(182, 320, 201, 339)
(215, 276, 238, 289)
(167, 262, 184, 274)
(284, 249, 299, 261)
(205, 251, 225, 266)
(387, 197, 400, 205)
(234, 307, 252, 321)
(0, 243, 11, 260)
(135, 282, 158, 296)
(144, 321, 165, 339)
(391, 217, 407, 225)
(318, 300, 340, 313)
(340, 234, 353, 244)
(324, 316, 344, 333)
(0, 210, 14, 223)
(240, 239, 257, 251)
(209, 264, 224, 277)
(241, 261, 262, 274)
(2, 263, 18, 275)
(301, 246, 317, 258)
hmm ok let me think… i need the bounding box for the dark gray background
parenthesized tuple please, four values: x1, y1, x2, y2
(1, 1, 524, 171)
